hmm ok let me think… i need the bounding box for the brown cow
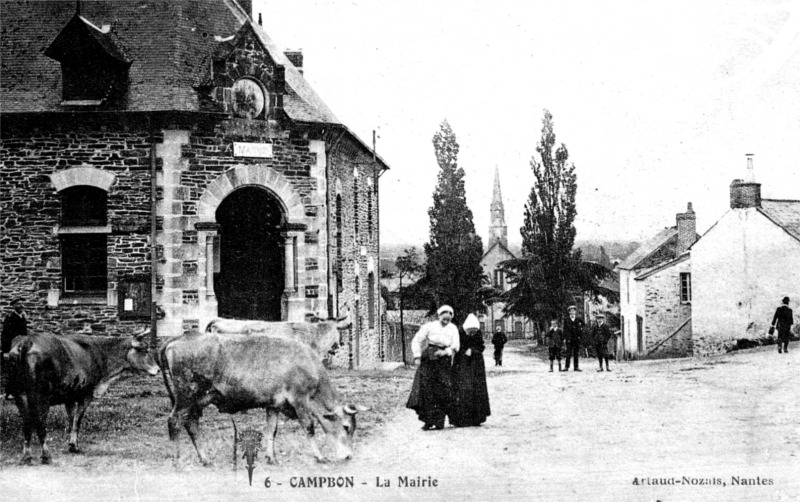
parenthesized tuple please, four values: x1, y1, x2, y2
(7, 330, 159, 464)
(204, 308, 351, 360)
(159, 331, 368, 466)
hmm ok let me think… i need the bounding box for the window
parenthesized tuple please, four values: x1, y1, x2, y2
(60, 185, 108, 295)
(353, 178, 359, 240)
(680, 272, 692, 303)
(61, 186, 107, 226)
(335, 194, 343, 293)
(368, 272, 375, 329)
(493, 269, 504, 288)
(62, 235, 107, 293)
(367, 183, 373, 242)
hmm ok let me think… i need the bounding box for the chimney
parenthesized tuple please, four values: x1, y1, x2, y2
(676, 202, 696, 255)
(730, 154, 761, 209)
(284, 50, 303, 75)
(237, 0, 252, 18)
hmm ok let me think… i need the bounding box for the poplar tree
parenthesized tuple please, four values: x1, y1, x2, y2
(423, 120, 485, 325)
(501, 110, 609, 323)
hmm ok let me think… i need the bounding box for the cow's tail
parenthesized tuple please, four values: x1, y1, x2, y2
(231, 416, 238, 471)
(158, 341, 177, 406)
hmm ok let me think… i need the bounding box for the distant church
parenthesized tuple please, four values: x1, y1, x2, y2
(478, 169, 533, 338)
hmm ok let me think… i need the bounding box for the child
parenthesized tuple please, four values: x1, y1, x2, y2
(544, 318, 563, 372)
(491, 326, 507, 366)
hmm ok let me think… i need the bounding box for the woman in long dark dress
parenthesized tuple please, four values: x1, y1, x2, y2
(450, 314, 490, 427)
(406, 305, 460, 430)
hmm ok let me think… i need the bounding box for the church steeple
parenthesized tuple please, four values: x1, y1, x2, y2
(489, 167, 507, 248)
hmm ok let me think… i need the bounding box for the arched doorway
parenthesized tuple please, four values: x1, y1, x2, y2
(215, 187, 285, 320)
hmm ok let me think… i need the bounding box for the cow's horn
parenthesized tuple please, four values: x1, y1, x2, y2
(344, 403, 369, 415)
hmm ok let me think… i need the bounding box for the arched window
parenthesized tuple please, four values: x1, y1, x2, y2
(367, 272, 375, 329)
(493, 269, 505, 289)
(335, 194, 343, 293)
(353, 177, 359, 240)
(367, 179, 373, 242)
(59, 186, 108, 294)
(61, 186, 107, 226)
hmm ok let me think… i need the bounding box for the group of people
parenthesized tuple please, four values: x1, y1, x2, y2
(406, 306, 491, 430)
(544, 305, 618, 372)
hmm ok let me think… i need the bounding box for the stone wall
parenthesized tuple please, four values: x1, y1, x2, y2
(0, 124, 153, 336)
(153, 119, 327, 337)
(327, 135, 383, 368)
(640, 257, 692, 358)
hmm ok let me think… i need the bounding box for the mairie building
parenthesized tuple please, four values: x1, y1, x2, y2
(0, 0, 390, 368)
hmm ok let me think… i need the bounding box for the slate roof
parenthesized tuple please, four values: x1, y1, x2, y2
(482, 241, 516, 261)
(0, 0, 339, 124)
(616, 227, 677, 271)
(759, 199, 800, 243)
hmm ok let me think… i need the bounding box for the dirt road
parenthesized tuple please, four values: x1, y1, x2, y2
(2, 341, 798, 501)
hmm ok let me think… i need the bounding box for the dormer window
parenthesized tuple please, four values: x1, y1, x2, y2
(44, 5, 130, 106)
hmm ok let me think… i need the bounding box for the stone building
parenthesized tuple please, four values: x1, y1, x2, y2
(0, 0, 389, 368)
(479, 169, 534, 338)
(691, 156, 800, 355)
(618, 203, 697, 358)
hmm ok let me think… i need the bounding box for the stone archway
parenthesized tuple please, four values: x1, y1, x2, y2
(196, 165, 307, 322)
(197, 165, 305, 224)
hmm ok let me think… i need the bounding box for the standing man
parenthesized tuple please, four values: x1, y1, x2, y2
(2, 298, 28, 398)
(591, 314, 615, 372)
(491, 326, 507, 366)
(2, 298, 28, 356)
(562, 305, 584, 372)
(772, 296, 794, 354)
(545, 318, 563, 373)
(406, 305, 460, 430)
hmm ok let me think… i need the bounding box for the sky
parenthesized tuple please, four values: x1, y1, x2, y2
(255, 0, 800, 248)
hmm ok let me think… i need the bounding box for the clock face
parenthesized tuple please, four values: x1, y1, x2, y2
(231, 78, 265, 119)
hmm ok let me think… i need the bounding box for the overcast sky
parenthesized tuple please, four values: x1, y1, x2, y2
(255, 0, 800, 248)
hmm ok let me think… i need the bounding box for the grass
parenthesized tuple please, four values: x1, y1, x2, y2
(0, 367, 414, 471)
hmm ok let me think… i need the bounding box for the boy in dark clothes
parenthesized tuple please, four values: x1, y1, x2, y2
(545, 318, 563, 372)
(491, 326, 507, 366)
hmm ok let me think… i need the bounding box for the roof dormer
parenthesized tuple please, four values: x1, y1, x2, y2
(44, 3, 131, 107)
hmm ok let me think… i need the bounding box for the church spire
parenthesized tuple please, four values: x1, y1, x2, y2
(489, 167, 507, 248)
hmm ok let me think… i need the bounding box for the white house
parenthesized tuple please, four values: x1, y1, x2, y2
(691, 156, 800, 355)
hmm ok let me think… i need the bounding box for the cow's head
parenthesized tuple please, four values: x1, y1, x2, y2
(321, 403, 371, 460)
(128, 329, 160, 376)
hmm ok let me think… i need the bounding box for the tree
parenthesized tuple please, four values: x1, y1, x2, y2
(393, 247, 424, 365)
(423, 120, 486, 325)
(500, 110, 610, 324)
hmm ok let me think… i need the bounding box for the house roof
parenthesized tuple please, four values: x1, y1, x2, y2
(759, 199, 800, 244)
(616, 227, 677, 270)
(0, 0, 337, 124)
(635, 252, 690, 281)
(482, 240, 516, 261)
